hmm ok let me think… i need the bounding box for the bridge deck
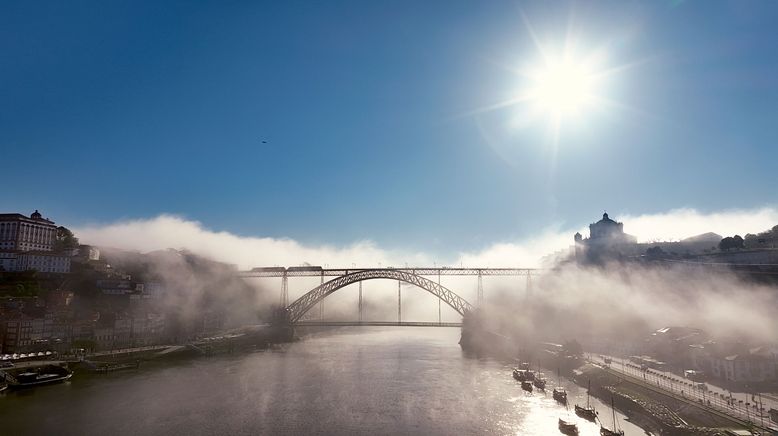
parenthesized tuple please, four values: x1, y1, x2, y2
(241, 267, 538, 277)
(294, 321, 462, 327)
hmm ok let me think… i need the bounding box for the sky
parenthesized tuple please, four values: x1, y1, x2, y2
(2, 0, 778, 261)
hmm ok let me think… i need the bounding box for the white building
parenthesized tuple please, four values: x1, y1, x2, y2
(0, 210, 71, 273)
(0, 210, 58, 252)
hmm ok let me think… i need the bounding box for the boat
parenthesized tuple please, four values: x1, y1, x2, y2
(533, 376, 547, 390)
(521, 380, 533, 392)
(2, 364, 72, 388)
(553, 368, 567, 403)
(558, 418, 579, 435)
(574, 380, 597, 422)
(600, 396, 624, 436)
(87, 360, 140, 373)
(513, 368, 528, 381)
(553, 387, 568, 403)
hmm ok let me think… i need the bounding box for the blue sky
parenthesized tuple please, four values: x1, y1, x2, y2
(2, 1, 777, 256)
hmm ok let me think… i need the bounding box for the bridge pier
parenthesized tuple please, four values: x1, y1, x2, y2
(475, 270, 484, 307)
(269, 308, 295, 342)
(459, 309, 514, 357)
(280, 272, 289, 307)
(437, 272, 441, 324)
(397, 280, 401, 322)
(319, 272, 324, 320)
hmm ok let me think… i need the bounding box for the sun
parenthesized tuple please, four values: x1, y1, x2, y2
(461, 12, 637, 144)
(526, 55, 598, 117)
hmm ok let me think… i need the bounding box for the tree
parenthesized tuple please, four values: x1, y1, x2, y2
(645, 246, 667, 258)
(719, 235, 744, 251)
(54, 226, 79, 251)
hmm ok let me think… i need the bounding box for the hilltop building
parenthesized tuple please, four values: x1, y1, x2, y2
(0, 210, 70, 273)
(574, 212, 638, 263)
(0, 210, 57, 251)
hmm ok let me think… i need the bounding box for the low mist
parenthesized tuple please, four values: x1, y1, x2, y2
(75, 206, 778, 345)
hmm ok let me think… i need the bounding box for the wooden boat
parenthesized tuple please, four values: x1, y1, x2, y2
(533, 376, 546, 390)
(558, 418, 579, 435)
(552, 368, 567, 403)
(521, 380, 533, 392)
(88, 361, 140, 373)
(575, 380, 597, 422)
(513, 368, 528, 381)
(553, 387, 568, 403)
(600, 396, 624, 436)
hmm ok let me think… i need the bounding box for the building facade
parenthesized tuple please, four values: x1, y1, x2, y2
(0, 210, 71, 273)
(0, 210, 57, 252)
(574, 212, 639, 263)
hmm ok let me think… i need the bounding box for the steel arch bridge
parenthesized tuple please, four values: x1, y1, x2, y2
(285, 269, 474, 324)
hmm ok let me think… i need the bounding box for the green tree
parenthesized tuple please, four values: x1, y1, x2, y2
(719, 235, 744, 251)
(54, 226, 79, 251)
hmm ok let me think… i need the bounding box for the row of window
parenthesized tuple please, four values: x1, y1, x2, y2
(0, 222, 55, 245)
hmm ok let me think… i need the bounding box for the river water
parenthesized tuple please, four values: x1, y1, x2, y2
(0, 328, 646, 435)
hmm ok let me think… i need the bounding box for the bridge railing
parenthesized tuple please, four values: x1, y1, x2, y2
(240, 267, 540, 278)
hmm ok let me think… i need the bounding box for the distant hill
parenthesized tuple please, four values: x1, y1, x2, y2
(681, 232, 722, 243)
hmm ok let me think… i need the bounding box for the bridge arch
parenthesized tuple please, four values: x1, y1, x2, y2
(285, 269, 474, 323)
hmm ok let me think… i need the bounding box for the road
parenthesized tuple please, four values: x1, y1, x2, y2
(590, 354, 778, 432)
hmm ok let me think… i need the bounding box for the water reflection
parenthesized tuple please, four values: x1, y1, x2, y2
(0, 327, 645, 435)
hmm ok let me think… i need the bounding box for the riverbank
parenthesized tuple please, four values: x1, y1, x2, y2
(574, 363, 759, 435)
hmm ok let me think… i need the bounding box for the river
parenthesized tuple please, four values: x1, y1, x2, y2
(0, 327, 647, 435)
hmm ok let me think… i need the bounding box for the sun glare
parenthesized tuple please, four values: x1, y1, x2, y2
(526, 56, 597, 117)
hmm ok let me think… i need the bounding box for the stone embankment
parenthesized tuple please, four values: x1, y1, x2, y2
(575, 364, 758, 436)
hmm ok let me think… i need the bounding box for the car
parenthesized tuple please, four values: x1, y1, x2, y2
(0, 361, 14, 368)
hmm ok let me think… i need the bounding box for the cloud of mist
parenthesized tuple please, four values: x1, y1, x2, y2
(73, 207, 778, 270)
(465, 260, 778, 359)
(74, 207, 778, 343)
(622, 207, 778, 242)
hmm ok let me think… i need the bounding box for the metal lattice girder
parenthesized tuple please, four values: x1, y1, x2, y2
(286, 269, 474, 323)
(241, 267, 540, 278)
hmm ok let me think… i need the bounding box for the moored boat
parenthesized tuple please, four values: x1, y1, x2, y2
(574, 404, 597, 422)
(575, 380, 597, 422)
(558, 418, 578, 435)
(600, 396, 625, 436)
(553, 387, 567, 403)
(600, 427, 624, 436)
(2, 364, 72, 388)
(521, 380, 533, 392)
(512, 368, 527, 381)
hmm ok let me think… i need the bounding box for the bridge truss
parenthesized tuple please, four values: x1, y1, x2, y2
(284, 269, 475, 324)
(240, 267, 539, 278)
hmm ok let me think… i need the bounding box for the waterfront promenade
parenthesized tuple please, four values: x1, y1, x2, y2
(590, 354, 778, 433)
